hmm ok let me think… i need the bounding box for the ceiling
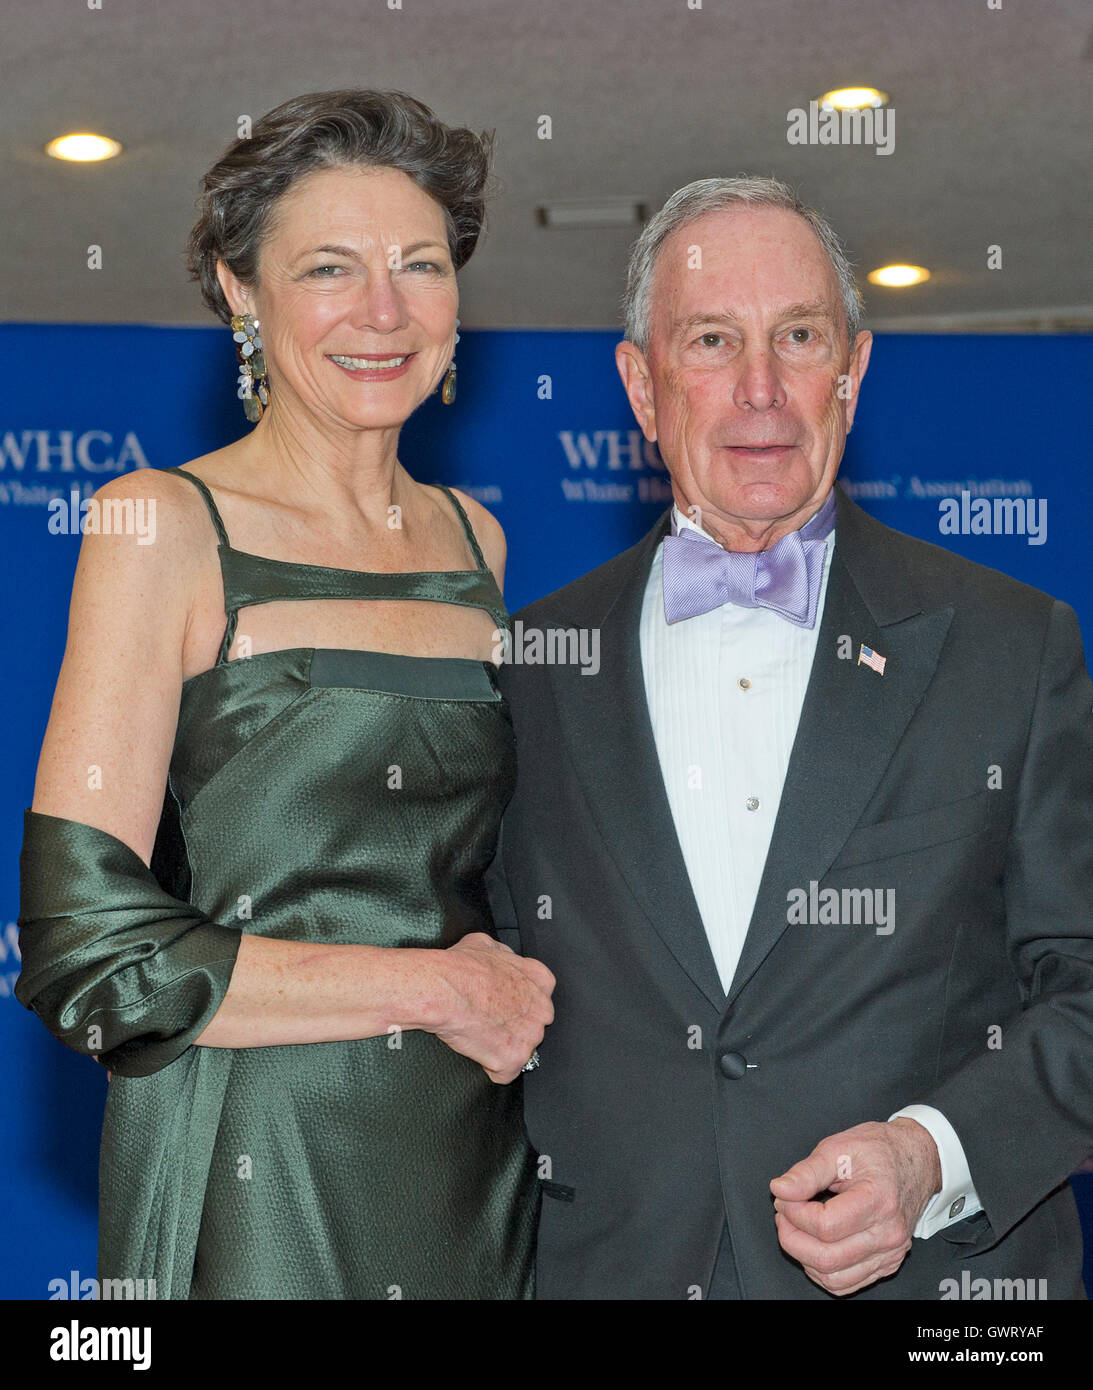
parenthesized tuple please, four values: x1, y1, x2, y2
(4, 0, 1091, 332)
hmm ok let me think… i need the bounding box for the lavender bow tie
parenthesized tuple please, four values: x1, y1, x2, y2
(662, 491, 836, 627)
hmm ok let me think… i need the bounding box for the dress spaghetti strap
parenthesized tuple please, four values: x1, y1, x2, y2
(158, 467, 508, 664)
(165, 469, 487, 574)
(162, 466, 230, 548)
(162, 467, 237, 662)
(435, 485, 489, 573)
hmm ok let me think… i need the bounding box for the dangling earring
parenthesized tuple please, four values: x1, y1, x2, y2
(231, 311, 269, 423)
(441, 318, 460, 405)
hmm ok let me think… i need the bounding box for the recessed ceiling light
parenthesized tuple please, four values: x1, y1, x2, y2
(537, 200, 648, 229)
(818, 87, 889, 111)
(868, 264, 931, 288)
(46, 133, 123, 162)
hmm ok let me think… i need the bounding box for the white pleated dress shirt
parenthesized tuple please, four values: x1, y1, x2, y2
(638, 501, 981, 1238)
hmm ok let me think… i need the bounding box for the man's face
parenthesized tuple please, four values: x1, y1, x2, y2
(616, 205, 872, 548)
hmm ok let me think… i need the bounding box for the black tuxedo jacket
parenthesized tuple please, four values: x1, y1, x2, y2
(486, 484, 1093, 1300)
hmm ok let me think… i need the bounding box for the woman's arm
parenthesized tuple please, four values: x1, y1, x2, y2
(32, 469, 193, 859)
(192, 930, 553, 1087)
(24, 471, 551, 1082)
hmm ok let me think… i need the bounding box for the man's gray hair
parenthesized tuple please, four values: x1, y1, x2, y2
(622, 175, 863, 351)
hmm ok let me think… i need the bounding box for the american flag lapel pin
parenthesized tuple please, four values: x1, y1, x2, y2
(858, 643, 887, 675)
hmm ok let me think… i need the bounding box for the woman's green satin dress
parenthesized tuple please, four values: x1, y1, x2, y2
(16, 466, 538, 1299)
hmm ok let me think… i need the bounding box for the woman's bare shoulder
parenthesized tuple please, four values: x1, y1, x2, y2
(88, 452, 237, 554)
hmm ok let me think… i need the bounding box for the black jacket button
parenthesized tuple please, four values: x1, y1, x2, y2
(719, 1051, 748, 1079)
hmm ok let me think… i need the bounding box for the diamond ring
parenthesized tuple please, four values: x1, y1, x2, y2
(521, 1049, 541, 1073)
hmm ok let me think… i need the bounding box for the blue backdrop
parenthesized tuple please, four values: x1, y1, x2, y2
(2, 323, 1091, 1298)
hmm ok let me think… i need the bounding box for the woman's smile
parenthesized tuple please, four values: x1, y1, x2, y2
(325, 350, 417, 380)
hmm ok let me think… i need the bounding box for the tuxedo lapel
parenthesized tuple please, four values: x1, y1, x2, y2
(542, 486, 954, 1017)
(546, 512, 727, 1011)
(725, 486, 955, 1008)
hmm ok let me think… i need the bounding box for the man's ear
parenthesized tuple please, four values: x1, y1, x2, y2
(615, 340, 657, 443)
(843, 330, 873, 432)
(216, 258, 254, 320)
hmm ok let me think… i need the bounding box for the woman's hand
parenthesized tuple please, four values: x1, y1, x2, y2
(426, 933, 555, 1083)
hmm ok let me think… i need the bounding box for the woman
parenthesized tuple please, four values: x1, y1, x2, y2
(16, 89, 554, 1300)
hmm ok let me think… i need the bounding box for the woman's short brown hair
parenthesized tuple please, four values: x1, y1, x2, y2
(186, 89, 494, 324)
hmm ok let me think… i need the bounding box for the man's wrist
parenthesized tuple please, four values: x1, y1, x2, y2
(888, 1105, 982, 1237)
(888, 1115, 942, 1221)
(890, 1115, 942, 1182)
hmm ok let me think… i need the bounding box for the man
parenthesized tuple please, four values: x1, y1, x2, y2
(486, 176, 1093, 1299)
